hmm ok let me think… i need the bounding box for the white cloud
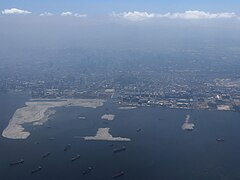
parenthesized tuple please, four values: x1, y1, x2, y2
(167, 10, 237, 19)
(1, 8, 31, 15)
(112, 10, 238, 21)
(74, 13, 87, 18)
(61, 11, 73, 16)
(112, 11, 155, 21)
(60, 11, 87, 18)
(40, 12, 53, 16)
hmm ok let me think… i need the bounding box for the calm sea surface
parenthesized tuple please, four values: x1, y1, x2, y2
(1, 93, 240, 180)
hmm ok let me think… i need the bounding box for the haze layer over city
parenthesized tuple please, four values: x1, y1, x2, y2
(1, 1, 240, 180)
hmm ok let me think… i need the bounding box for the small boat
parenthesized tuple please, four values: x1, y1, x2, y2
(64, 144, 71, 151)
(216, 138, 225, 142)
(42, 152, 51, 159)
(113, 146, 126, 153)
(48, 137, 56, 140)
(112, 171, 124, 179)
(71, 154, 80, 162)
(78, 116, 86, 120)
(31, 166, 42, 174)
(136, 128, 142, 132)
(10, 159, 24, 166)
(82, 167, 92, 175)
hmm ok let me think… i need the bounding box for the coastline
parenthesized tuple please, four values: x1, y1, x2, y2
(2, 99, 105, 139)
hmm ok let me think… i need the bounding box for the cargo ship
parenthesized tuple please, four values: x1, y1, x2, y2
(31, 166, 42, 174)
(10, 159, 24, 166)
(113, 146, 126, 153)
(136, 128, 142, 132)
(48, 137, 56, 140)
(42, 152, 51, 159)
(78, 116, 86, 120)
(216, 138, 225, 142)
(112, 171, 124, 179)
(71, 154, 80, 162)
(64, 144, 71, 151)
(82, 167, 92, 175)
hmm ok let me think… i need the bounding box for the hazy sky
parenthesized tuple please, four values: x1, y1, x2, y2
(1, 1, 240, 53)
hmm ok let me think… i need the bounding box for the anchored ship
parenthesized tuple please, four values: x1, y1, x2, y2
(82, 167, 92, 175)
(10, 159, 24, 166)
(48, 137, 56, 140)
(71, 154, 80, 162)
(113, 146, 126, 153)
(64, 144, 71, 151)
(42, 152, 51, 159)
(136, 128, 142, 132)
(31, 166, 42, 174)
(216, 138, 225, 142)
(112, 171, 124, 179)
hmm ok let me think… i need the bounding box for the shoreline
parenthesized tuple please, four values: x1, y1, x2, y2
(2, 99, 105, 139)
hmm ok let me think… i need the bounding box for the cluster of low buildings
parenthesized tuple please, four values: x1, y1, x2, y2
(0, 64, 240, 112)
(117, 78, 240, 112)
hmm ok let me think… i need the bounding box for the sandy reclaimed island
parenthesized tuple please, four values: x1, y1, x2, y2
(101, 114, 115, 121)
(2, 99, 104, 139)
(83, 128, 131, 141)
(182, 115, 195, 131)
